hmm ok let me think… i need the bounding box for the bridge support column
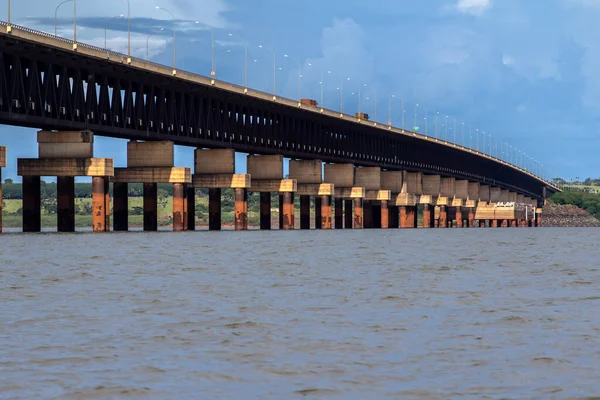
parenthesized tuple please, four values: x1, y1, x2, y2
(57, 176, 75, 233)
(321, 195, 332, 229)
(315, 197, 322, 229)
(234, 188, 248, 231)
(479, 220, 486, 228)
(510, 219, 518, 228)
(143, 183, 158, 232)
(353, 198, 364, 229)
(344, 200, 353, 229)
(173, 183, 186, 232)
(423, 204, 433, 228)
(380, 201, 389, 229)
(281, 192, 295, 230)
(187, 187, 195, 231)
(455, 208, 463, 228)
(92, 176, 109, 233)
(300, 195, 310, 229)
(0, 147, 4, 232)
(22, 176, 41, 233)
(536, 209, 542, 227)
(208, 188, 221, 231)
(468, 209, 475, 228)
(491, 220, 498, 228)
(335, 198, 344, 229)
(113, 182, 128, 232)
(439, 206, 447, 229)
(260, 193, 271, 230)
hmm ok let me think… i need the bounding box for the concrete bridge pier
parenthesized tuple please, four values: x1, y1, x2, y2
(290, 159, 334, 229)
(422, 174, 442, 228)
(356, 167, 390, 229)
(325, 163, 365, 229)
(192, 149, 250, 231)
(0, 146, 5, 232)
(335, 198, 344, 229)
(17, 131, 114, 233)
(248, 155, 296, 230)
(114, 140, 191, 232)
(393, 172, 420, 229)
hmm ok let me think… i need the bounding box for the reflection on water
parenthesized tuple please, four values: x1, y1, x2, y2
(1, 228, 600, 399)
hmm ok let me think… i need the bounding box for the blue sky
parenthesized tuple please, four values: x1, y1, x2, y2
(1, 0, 598, 182)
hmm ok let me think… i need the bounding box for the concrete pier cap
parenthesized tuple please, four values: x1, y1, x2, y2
(37, 130, 94, 158)
(247, 154, 284, 180)
(355, 167, 382, 190)
(381, 171, 403, 193)
(0, 146, 6, 167)
(324, 163, 355, 188)
(195, 148, 235, 174)
(289, 159, 323, 184)
(127, 140, 174, 168)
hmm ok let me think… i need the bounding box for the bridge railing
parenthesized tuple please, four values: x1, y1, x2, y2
(0, 20, 559, 192)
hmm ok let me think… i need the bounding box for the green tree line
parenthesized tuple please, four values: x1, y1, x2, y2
(550, 191, 600, 220)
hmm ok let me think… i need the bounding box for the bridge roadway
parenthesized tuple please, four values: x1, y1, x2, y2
(0, 21, 559, 201)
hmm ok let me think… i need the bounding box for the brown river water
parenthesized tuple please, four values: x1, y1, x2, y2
(1, 228, 600, 399)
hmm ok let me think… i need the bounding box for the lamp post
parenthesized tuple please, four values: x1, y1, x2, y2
(228, 33, 247, 89)
(104, 14, 124, 49)
(435, 111, 439, 139)
(424, 109, 429, 135)
(259, 45, 276, 98)
(284, 54, 302, 102)
(453, 118, 457, 144)
(73, 0, 76, 47)
(414, 103, 419, 130)
(461, 122, 464, 146)
(196, 21, 215, 77)
(444, 115, 448, 140)
(318, 70, 332, 107)
(388, 94, 395, 125)
(54, 0, 73, 36)
(337, 77, 350, 113)
(476, 128, 479, 151)
(125, 0, 130, 62)
(469, 126, 472, 149)
(146, 27, 164, 61)
(401, 100, 405, 129)
(156, 6, 176, 71)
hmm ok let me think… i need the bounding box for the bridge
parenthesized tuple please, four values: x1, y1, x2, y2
(0, 21, 559, 233)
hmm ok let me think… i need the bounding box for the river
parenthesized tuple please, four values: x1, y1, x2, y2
(1, 228, 600, 399)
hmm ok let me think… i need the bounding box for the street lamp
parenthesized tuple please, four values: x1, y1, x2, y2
(337, 76, 350, 114)
(435, 111, 439, 139)
(228, 33, 247, 89)
(195, 21, 215, 78)
(476, 128, 479, 150)
(54, 0, 73, 36)
(461, 122, 464, 146)
(284, 54, 302, 102)
(444, 115, 448, 141)
(104, 14, 124, 49)
(125, 0, 131, 62)
(156, 6, 176, 72)
(401, 100, 405, 129)
(319, 70, 332, 108)
(388, 94, 395, 126)
(259, 45, 276, 99)
(146, 27, 164, 61)
(414, 103, 419, 130)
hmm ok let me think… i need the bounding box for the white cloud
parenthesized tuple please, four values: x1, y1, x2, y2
(502, 54, 515, 66)
(455, 0, 491, 16)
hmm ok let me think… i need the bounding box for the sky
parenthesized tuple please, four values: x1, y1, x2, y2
(1, 0, 599, 182)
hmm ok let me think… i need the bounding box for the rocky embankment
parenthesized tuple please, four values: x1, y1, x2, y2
(542, 204, 600, 227)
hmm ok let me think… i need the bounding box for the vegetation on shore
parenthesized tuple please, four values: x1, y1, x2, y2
(550, 191, 600, 221)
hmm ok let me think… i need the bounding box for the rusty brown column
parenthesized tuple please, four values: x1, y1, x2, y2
(439, 206, 447, 229)
(113, 182, 128, 232)
(186, 187, 195, 231)
(491, 219, 499, 228)
(409, 206, 418, 228)
(142, 182, 158, 231)
(57, 176, 75, 233)
(282, 192, 294, 230)
(208, 188, 221, 231)
(363, 201, 373, 229)
(380, 200, 389, 229)
(400, 206, 410, 228)
(0, 170, 2, 233)
(300, 195, 310, 230)
(92, 176, 109, 232)
(173, 183, 185, 232)
(23, 176, 41, 233)
(468, 209, 475, 228)
(315, 196, 322, 230)
(423, 204, 432, 229)
(455, 208, 463, 228)
(353, 198, 363, 229)
(234, 188, 248, 231)
(260, 192, 271, 230)
(344, 199, 353, 229)
(321, 195, 332, 229)
(335, 198, 343, 229)
(279, 194, 284, 229)
(536, 213, 542, 227)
